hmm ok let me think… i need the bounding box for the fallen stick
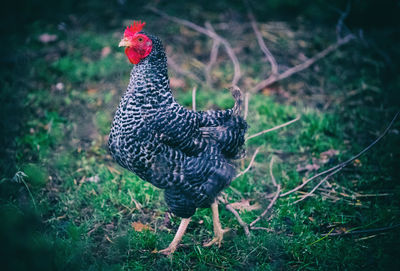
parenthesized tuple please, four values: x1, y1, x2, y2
(246, 116, 300, 141)
(245, 0, 278, 75)
(280, 111, 399, 198)
(218, 197, 250, 236)
(226, 204, 250, 236)
(249, 34, 355, 93)
(250, 226, 274, 232)
(235, 147, 261, 178)
(269, 156, 277, 187)
(323, 223, 400, 236)
(293, 167, 342, 204)
(149, 7, 241, 85)
(204, 22, 221, 87)
(192, 86, 197, 111)
(250, 184, 281, 227)
(250, 156, 281, 227)
(167, 56, 202, 83)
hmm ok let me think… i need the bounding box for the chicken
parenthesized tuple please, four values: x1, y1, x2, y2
(108, 21, 247, 255)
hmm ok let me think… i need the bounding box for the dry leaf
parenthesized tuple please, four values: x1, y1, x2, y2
(87, 88, 98, 95)
(169, 77, 186, 89)
(55, 82, 64, 91)
(320, 149, 339, 164)
(38, 33, 58, 43)
(101, 46, 111, 58)
(320, 149, 339, 158)
(87, 175, 99, 183)
(353, 159, 362, 167)
(132, 222, 153, 232)
(105, 235, 113, 243)
(297, 163, 320, 172)
(261, 87, 273, 96)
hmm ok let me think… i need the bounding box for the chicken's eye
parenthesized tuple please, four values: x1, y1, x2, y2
(138, 37, 143, 42)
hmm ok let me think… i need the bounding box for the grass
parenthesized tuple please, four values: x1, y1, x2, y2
(1, 2, 400, 270)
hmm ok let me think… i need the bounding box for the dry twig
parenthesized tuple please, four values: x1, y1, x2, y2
(250, 156, 281, 227)
(293, 167, 342, 204)
(246, 116, 300, 141)
(281, 111, 399, 199)
(204, 22, 221, 86)
(245, 0, 278, 75)
(243, 0, 356, 93)
(269, 156, 277, 187)
(148, 7, 241, 85)
(250, 226, 274, 232)
(323, 223, 400, 237)
(249, 34, 354, 92)
(192, 86, 197, 111)
(218, 197, 250, 236)
(167, 56, 202, 83)
(235, 147, 261, 178)
(336, 1, 352, 41)
(250, 184, 281, 228)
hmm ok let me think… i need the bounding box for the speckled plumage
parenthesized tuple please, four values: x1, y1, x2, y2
(109, 32, 247, 218)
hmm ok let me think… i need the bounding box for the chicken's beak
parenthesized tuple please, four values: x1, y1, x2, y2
(118, 38, 132, 47)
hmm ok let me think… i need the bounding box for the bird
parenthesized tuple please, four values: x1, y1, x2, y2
(108, 21, 247, 255)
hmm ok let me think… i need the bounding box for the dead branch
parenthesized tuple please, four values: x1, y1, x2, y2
(245, 0, 278, 75)
(167, 56, 202, 83)
(250, 184, 281, 227)
(204, 22, 221, 86)
(323, 223, 400, 237)
(235, 147, 261, 178)
(246, 116, 300, 141)
(336, 1, 352, 41)
(218, 197, 250, 236)
(293, 167, 342, 204)
(250, 226, 274, 232)
(281, 111, 399, 198)
(250, 34, 354, 93)
(149, 7, 241, 85)
(250, 156, 281, 227)
(226, 203, 250, 236)
(269, 156, 277, 187)
(192, 86, 197, 111)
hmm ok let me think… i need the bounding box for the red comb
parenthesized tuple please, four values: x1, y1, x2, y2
(124, 21, 146, 37)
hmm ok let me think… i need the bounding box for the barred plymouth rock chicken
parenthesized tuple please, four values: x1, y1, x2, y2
(108, 21, 247, 255)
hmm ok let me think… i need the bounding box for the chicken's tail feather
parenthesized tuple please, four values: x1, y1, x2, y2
(230, 85, 244, 117)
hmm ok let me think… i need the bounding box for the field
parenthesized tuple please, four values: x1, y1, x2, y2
(1, 1, 399, 270)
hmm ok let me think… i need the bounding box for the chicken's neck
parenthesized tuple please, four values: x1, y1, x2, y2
(126, 52, 174, 107)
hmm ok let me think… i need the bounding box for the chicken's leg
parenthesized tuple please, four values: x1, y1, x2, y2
(203, 200, 230, 247)
(159, 217, 191, 256)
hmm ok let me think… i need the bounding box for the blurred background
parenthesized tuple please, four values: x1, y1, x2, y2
(1, 0, 399, 270)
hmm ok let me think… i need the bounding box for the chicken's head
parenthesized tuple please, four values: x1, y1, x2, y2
(119, 21, 153, 64)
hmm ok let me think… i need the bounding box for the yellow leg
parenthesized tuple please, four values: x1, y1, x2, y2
(203, 200, 230, 247)
(159, 217, 191, 256)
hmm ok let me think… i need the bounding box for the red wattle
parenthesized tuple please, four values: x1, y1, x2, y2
(125, 47, 141, 64)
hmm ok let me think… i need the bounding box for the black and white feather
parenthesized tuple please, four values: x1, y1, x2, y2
(109, 32, 247, 218)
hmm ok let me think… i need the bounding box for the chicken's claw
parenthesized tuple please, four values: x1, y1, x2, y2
(203, 227, 230, 247)
(158, 245, 177, 256)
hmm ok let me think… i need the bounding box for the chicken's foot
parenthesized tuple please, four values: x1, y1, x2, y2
(203, 200, 230, 247)
(159, 217, 191, 256)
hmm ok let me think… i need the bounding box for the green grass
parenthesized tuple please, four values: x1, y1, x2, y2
(1, 5, 400, 271)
